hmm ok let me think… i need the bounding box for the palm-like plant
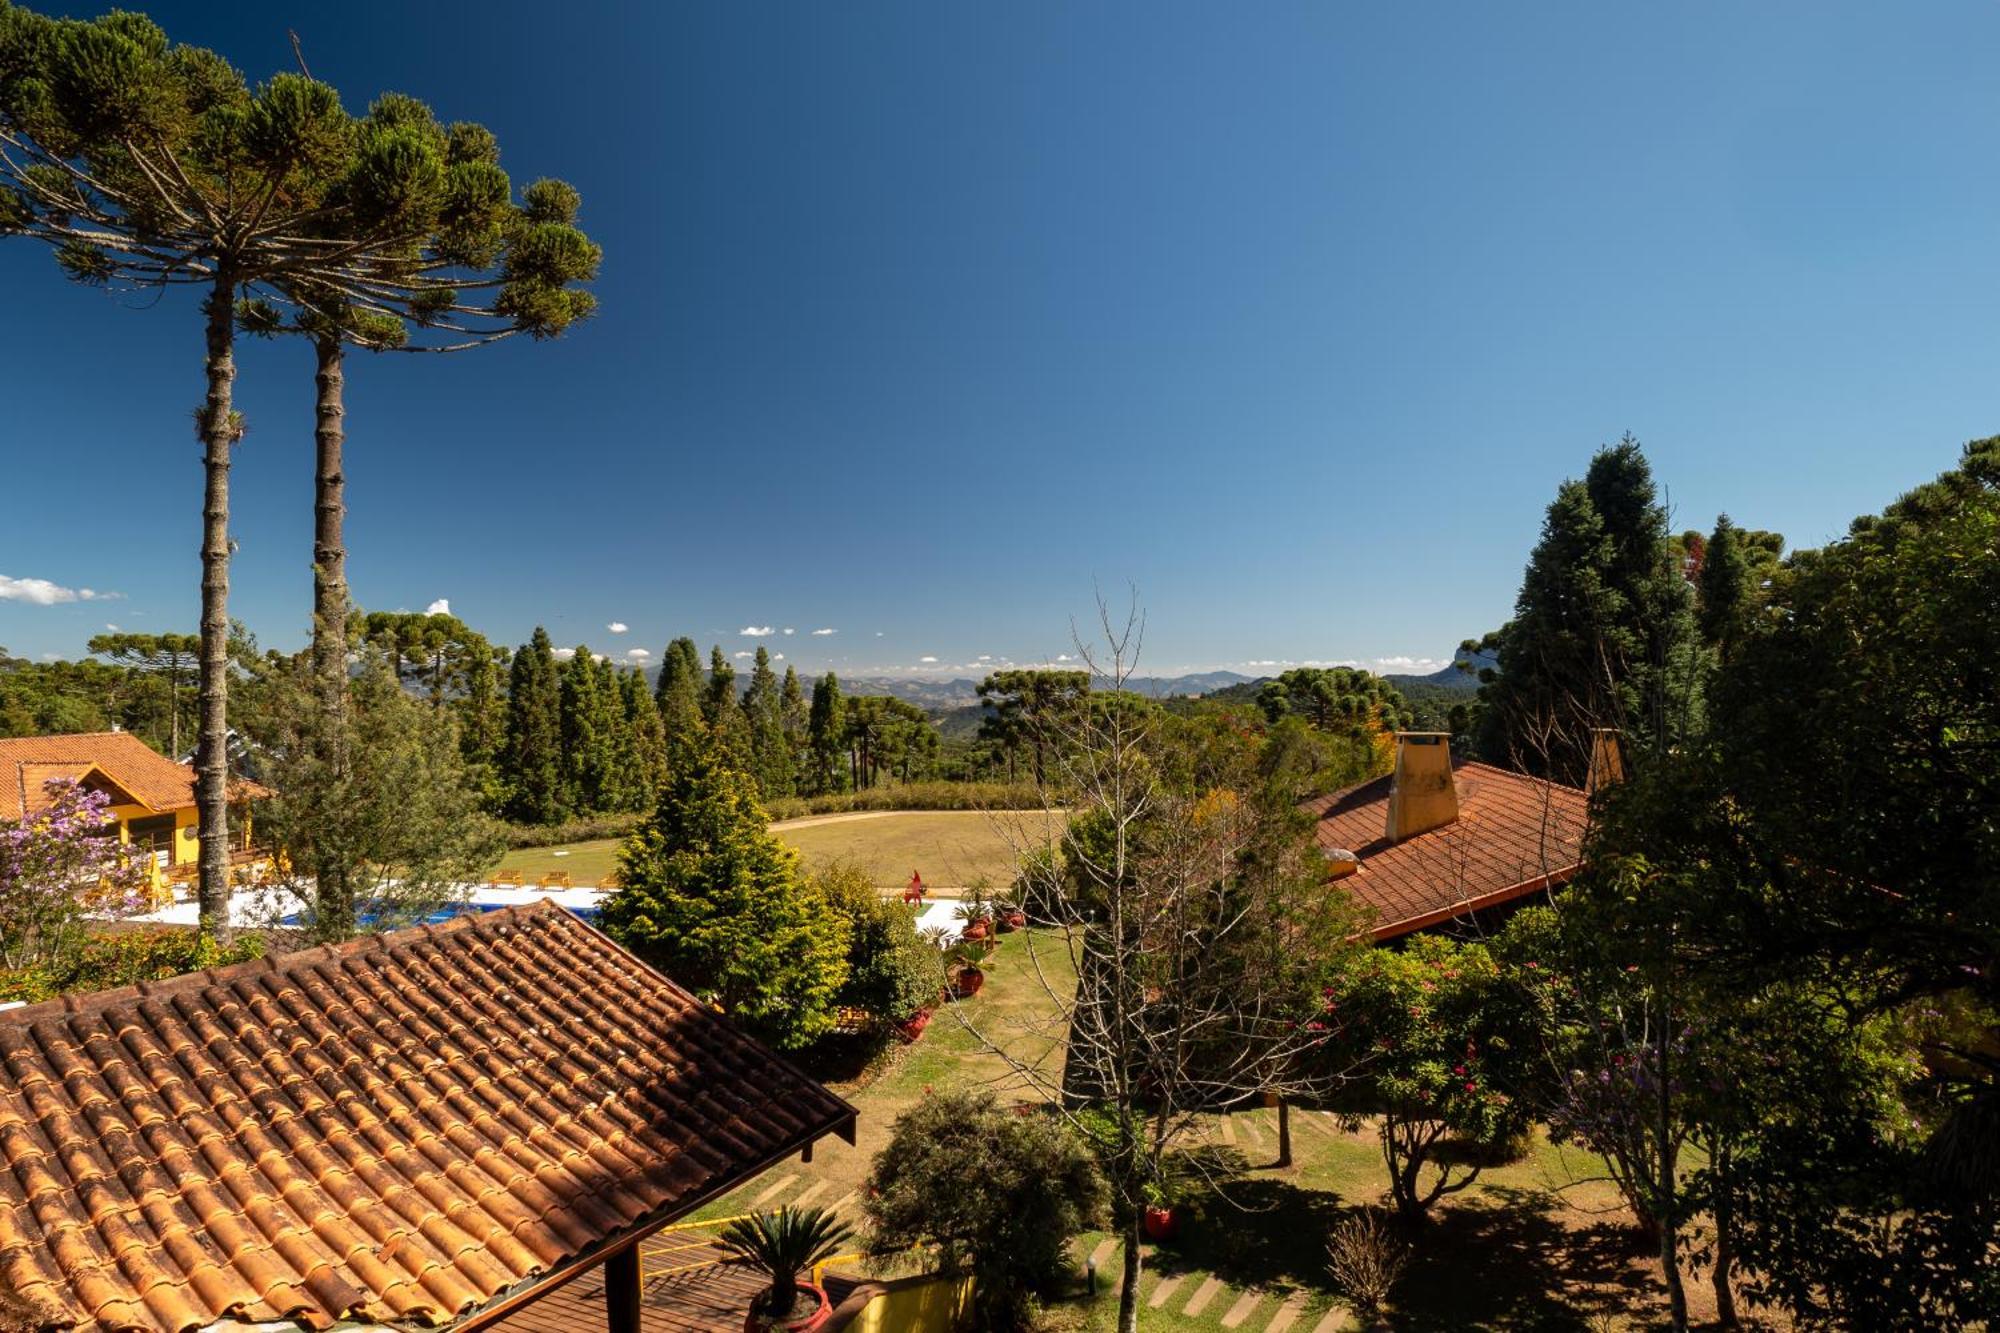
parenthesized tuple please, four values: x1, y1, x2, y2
(718, 1206, 855, 1322)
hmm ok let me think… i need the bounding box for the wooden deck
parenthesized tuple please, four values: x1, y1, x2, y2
(492, 1240, 860, 1333)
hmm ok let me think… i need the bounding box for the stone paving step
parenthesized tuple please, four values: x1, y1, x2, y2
(1218, 1116, 1237, 1145)
(825, 1190, 858, 1219)
(1264, 1290, 1308, 1333)
(1183, 1276, 1227, 1317)
(1237, 1113, 1266, 1149)
(1220, 1288, 1264, 1328)
(790, 1178, 829, 1209)
(1088, 1236, 1119, 1273)
(747, 1174, 796, 1208)
(1308, 1304, 1352, 1332)
(1147, 1274, 1185, 1309)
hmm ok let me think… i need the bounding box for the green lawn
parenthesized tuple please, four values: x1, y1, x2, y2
(685, 926, 1709, 1331)
(494, 808, 1065, 890)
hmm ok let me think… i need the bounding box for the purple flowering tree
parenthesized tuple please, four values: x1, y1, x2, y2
(0, 779, 146, 973)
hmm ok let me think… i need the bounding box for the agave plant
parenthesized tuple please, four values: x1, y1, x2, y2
(718, 1206, 855, 1321)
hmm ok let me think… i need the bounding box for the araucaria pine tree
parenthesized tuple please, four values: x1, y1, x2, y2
(503, 628, 564, 823)
(0, 7, 592, 933)
(558, 644, 619, 813)
(600, 751, 850, 1049)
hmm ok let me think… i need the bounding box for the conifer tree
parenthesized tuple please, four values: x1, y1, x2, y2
(807, 672, 849, 795)
(621, 666, 667, 807)
(1584, 436, 1697, 749)
(1698, 513, 1752, 664)
(1473, 479, 1622, 782)
(503, 628, 564, 823)
(559, 644, 626, 813)
(705, 645, 752, 767)
(743, 646, 793, 798)
(458, 641, 507, 808)
(780, 663, 808, 763)
(655, 636, 706, 772)
(600, 750, 850, 1049)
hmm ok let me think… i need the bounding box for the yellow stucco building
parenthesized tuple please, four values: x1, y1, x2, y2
(0, 730, 270, 894)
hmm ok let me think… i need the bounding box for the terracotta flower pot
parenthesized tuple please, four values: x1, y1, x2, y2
(1005, 910, 1027, 931)
(963, 920, 990, 941)
(744, 1281, 831, 1332)
(898, 1010, 934, 1042)
(1142, 1206, 1179, 1242)
(955, 967, 986, 997)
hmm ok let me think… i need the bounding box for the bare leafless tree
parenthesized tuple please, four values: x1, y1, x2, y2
(955, 597, 1367, 1333)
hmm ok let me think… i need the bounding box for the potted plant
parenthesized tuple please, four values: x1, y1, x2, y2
(960, 884, 995, 941)
(719, 1206, 855, 1332)
(1140, 1179, 1180, 1242)
(943, 941, 987, 998)
(897, 1007, 934, 1042)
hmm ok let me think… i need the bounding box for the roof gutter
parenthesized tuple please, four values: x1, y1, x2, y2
(1370, 863, 1580, 942)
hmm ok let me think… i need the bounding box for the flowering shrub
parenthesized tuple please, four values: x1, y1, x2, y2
(1315, 935, 1536, 1219)
(0, 778, 145, 973)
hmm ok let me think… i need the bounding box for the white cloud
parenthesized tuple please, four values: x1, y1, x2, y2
(103, 623, 119, 632)
(811, 627, 837, 636)
(734, 650, 754, 659)
(607, 622, 629, 635)
(875, 632, 885, 638)
(782, 627, 795, 636)
(773, 653, 785, 661)
(977, 654, 992, 661)
(425, 598, 451, 615)
(919, 655, 939, 664)
(739, 625, 775, 637)
(0, 575, 120, 605)
(553, 647, 577, 660)
(624, 647, 652, 661)
(1056, 654, 1073, 662)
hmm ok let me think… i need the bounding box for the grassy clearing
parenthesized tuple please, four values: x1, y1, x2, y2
(492, 808, 1064, 889)
(693, 921, 1702, 1331)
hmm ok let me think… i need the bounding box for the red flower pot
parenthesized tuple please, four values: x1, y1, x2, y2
(743, 1282, 831, 1332)
(1005, 911, 1027, 930)
(955, 967, 985, 998)
(898, 1010, 934, 1042)
(963, 920, 990, 941)
(1142, 1206, 1179, 1242)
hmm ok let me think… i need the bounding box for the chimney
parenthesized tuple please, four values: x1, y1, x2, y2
(1384, 732, 1458, 844)
(1586, 728, 1625, 796)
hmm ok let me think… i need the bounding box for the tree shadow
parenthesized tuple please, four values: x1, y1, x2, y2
(1383, 1183, 1664, 1331)
(1147, 1163, 1670, 1330)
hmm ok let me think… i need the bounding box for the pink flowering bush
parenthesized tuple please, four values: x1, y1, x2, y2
(1313, 935, 1537, 1221)
(0, 778, 146, 973)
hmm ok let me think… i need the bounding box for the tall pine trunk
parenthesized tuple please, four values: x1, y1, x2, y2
(1275, 1096, 1293, 1169)
(1655, 1009, 1690, 1331)
(195, 276, 239, 941)
(312, 335, 355, 939)
(1710, 1138, 1739, 1327)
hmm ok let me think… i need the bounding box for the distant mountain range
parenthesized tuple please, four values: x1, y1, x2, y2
(839, 670, 1255, 712)
(1384, 646, 1494, 694)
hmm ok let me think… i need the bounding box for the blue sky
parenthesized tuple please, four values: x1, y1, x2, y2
(5, 2, 1999, 678)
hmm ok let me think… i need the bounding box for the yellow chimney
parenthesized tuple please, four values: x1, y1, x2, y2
(1384, 732, 1458, 844)
(1587, 729, 1625, 796)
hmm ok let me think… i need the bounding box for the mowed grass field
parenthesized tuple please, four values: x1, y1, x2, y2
(492, 808, 1066, 890)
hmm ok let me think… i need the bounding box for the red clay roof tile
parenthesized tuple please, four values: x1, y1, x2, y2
(1303, 760, 1590, 939)
(0, 901, 855, 1333)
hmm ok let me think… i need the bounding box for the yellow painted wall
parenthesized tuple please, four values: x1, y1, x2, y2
(839, 1275, 974, 1333)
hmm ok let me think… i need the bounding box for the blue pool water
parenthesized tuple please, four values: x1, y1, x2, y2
(281, 899, 600, 929)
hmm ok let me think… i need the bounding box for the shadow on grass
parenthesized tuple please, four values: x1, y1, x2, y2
(1384, 1184, 1659, 1331)
(1147, 1167, 1662, 1331)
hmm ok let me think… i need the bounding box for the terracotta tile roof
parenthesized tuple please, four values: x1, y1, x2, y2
(1303, 761, 1590, 940)
(0, 902, 857, 1333)
(0, 732, 270, 821)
